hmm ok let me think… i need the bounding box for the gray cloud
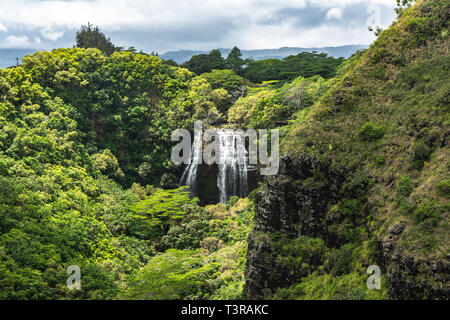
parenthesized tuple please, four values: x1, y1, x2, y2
(109, 18, 237, 53)
(0, 0, 397, 53)
(257, 6, 328, 28)
(258, 2, 394, 29)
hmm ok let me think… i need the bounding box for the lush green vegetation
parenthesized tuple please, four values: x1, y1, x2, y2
(124, 199, 253, 300)
(0, 22, 264, 299)
(0, 34, 261, 298)
(244, 52, 344, 83)
(273, 0, 449, 298)
(0, 0, 447, 300)
(228, 75, 332, 128)
(76, 23, 120, 56)
(181, 47, 344, 84)
(10, 47, 250, 188)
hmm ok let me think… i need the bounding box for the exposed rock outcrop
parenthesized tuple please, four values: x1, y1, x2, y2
(252, 155, 346, 237)
(245, 155, 347, 299)
(379, 237, 450, 300)
(245, 155, 450, 300)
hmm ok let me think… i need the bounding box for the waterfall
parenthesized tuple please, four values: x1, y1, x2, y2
(180, 129, 202, 196)
(180, 129, 249, 204)
(217, 130, 248, 203)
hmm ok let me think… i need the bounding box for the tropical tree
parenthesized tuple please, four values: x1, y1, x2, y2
(181, 49, 226, 75)
(226, 46, 245, 74)
(76, 23, 119, 55)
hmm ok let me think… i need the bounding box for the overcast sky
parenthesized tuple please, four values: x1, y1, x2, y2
(0, 0, 397, 54)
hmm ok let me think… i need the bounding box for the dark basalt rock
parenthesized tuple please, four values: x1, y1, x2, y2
(253, 155, 346, 238)
(194, 163, 260, 205)
(440, 129, 449, 147)
(196, 164, 220, 204)
(245, 231, 276, 300)
(379, 238, 450, 300)
(245, 155, 450, 300)
(389, 223, 405, 236)
(245, 155, 347, 299)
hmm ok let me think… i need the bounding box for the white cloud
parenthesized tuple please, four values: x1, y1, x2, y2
(326, 8, 343, 20)
(0, 0, 394, 31)
(0, 20, 6, 32)
(0, 0, 397, 51)
(0, 0, 147, 30)
(6, 35, 31, 47)
(41, 28, 64, 41)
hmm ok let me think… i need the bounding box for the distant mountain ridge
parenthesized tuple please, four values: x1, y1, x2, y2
(0, 45, 367, 69)
(160, 45, 368, 64)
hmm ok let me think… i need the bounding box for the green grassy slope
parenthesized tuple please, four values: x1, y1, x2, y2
(279, 0, 449, 298)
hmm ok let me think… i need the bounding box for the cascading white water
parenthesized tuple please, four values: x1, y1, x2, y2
(180, 130, 202, 196)
(180, 129, 249, 204)
(217, 130, 248, 203)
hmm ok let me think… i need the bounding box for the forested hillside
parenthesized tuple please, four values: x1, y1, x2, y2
(0, 0, 448, 300)
(160, 45, 366, 64)
(180, 47, 345, 83)
(246, 0, 449, 299)
(0, 46, 258, 299)
(0, 29, 342, 298)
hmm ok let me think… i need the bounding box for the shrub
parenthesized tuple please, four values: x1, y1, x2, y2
(340, 171, 372, 199)
(398, 199, 416, 215)
(359, 122, 385, 142)
(331, 244, 354, 276)
(227, 89, 274, 126)
(370, 47, 389, 64)
(161, 204, 212, 250)
(411, 140, 432, 170)
(200, 236, 224, 252)
(375, 155, 386, 166)
(206, 203, 229, 220)
(229, 198, 249, 215)
(436, 180, 450, 198)
(227, 196, 240, 209)
(406, 17, 432, 45)
(337, 199, 364, 219)
(91, 149, 124, 179)
(397, 175, 415, 199)
(160, 173, 178, 189)
(412, 200, 444, 224)
(273, 272, 387, 300)
(248, 187, 259, 203)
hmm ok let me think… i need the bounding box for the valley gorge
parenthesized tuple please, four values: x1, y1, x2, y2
(0, 0, 448, 301)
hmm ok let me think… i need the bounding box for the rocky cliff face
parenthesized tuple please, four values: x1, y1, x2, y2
(379, 227, 450, 299)
(245, 155, 449, 300)
(184, 163, 260, 205)
(245, 0, 450, 300)
(245, 155, 347, 299)
(251, 155, 347, 239)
